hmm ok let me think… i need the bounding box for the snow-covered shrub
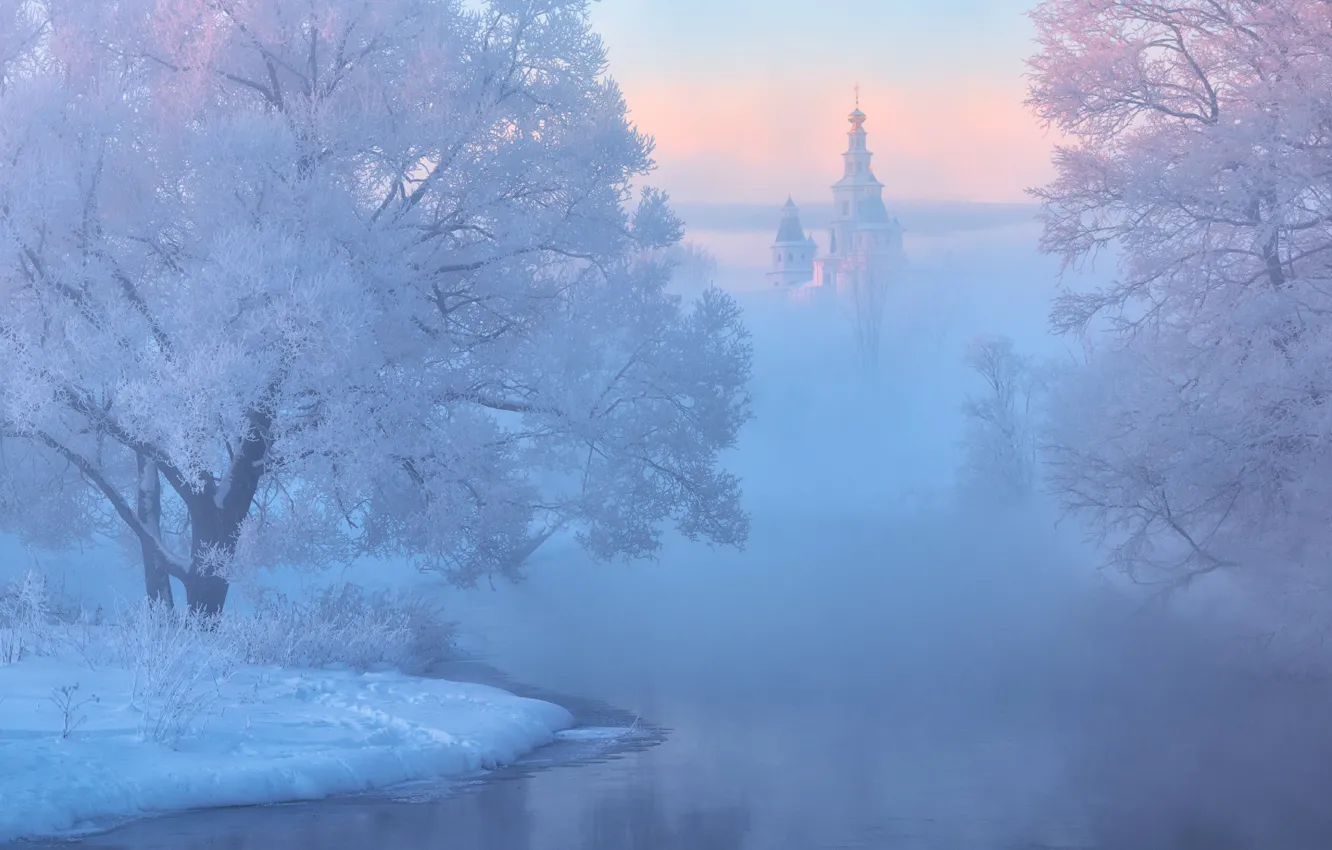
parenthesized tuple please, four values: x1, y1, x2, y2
(62, 604, 106, 671)
(104, 600, 240, 747)
(48, 683, 98, 740)
(395, 595, 459, 674)
(3, 579, 453, 746)
(222, 584, 456, 673)
(0, 571, 55, 664)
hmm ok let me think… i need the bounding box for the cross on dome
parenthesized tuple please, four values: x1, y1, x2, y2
(849, 84, 866, 128)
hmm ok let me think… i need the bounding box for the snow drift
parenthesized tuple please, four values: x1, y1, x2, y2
(0, 655, 572, 843)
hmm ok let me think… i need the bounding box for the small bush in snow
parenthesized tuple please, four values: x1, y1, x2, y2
(0, 572, 55, 664)
(48, 684, 98, 740)
(4, 577, 455, 744)
(63, 605, 107, 671)
(224, 584, 456, 674)
(104, 600, 239, 747)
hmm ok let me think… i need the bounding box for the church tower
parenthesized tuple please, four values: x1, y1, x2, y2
(829, 91, 899, 259)
(767, 196, 816, 287)
(813, 88, 904, 294)
(768, 87, 905, 298)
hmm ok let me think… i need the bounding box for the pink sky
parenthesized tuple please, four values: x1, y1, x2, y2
(621, 75, 1058, 206)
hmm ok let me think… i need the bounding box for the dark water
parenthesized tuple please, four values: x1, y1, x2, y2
(16, 514, 1332, 850)
(28, 650, 1332, 850)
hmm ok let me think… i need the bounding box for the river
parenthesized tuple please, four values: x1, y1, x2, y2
(23, 510, 1332, 850)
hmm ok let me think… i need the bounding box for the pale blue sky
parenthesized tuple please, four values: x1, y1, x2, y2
(592, 0, 1038, 84)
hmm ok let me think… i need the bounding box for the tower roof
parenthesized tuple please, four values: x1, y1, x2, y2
(834, 171, 883, 189)
(773, 197, 807, 244)
(856, 195, 891, 223)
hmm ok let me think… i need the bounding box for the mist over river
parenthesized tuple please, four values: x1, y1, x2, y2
(18, 268, 1332, 850)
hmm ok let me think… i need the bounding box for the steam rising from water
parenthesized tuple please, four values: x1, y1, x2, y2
(449, 245, 1332, 849)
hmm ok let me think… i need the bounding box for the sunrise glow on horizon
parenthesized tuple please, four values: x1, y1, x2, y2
(591, 0, 1058, 205)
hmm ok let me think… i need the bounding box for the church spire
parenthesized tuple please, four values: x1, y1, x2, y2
(842, 91, 873, 172)
(829, 87, 887, 254)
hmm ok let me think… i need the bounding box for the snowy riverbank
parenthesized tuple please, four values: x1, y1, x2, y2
(0, 654, 573, 843)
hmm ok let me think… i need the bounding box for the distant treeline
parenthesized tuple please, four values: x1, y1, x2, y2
(674, 201, 1040, 236)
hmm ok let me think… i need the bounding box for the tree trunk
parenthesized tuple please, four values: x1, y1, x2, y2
(135, 453, 174, 606)
(183, 572, 229, 616)
(183, 502, 239, 616)
(179, 406, 274, 617)
(501, 520, 567, 574)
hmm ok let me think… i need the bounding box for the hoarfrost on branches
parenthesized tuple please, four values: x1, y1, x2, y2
(0, 0, 751, 614)
(1028, 0, 1332, 597)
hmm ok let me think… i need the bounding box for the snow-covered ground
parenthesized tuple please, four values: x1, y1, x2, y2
(0, 650, 573, 843)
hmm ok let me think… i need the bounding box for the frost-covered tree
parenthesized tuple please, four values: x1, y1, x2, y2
(847, 259, 895, 368)
(663, 242, 718, 295)
(1028, 0, 1332, 590)
(959, 336, 1041, 500)
(0, 0, 751, 614)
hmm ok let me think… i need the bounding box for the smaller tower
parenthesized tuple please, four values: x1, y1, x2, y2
(768, 196, 816, 287)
